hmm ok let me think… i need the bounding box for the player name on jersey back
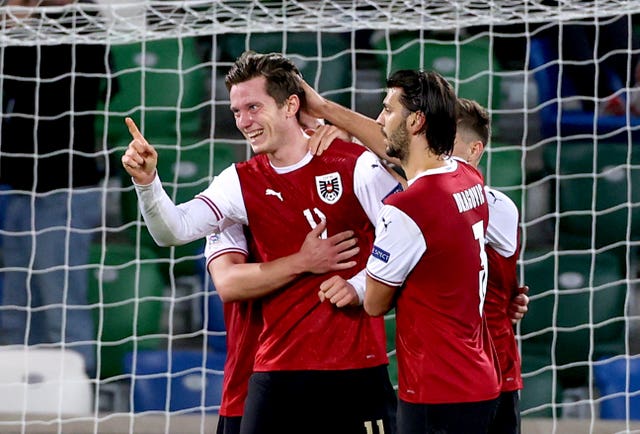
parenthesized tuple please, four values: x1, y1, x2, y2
(452, 183, 485, 213)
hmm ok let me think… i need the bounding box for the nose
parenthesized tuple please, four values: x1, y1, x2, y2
(236, 111, 252, 129)
(375, 111, 385, 126)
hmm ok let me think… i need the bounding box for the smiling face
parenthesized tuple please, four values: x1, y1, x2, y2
(376, 87, 411, 162)
(229, 75, 292, 155)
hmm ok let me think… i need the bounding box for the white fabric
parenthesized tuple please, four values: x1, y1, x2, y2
(353, 150, 403, 224)
(485, 186, 519, 257)
(407, 157, 458, 186)
(347, 269, 367, 304)
(134, 173, 235, 246)
(366, 204, 426, 286)
(204, 223, 248, 262)
(135, 150, 400, 248)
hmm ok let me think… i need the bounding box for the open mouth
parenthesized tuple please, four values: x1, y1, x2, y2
(246, 129, 264, 141)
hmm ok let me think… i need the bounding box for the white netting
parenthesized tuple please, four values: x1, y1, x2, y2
(1, 0, 640, 432)
(1, 1, 640, 45)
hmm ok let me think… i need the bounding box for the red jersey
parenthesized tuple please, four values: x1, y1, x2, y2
(218, 300, 261, 416)
(367, 158, 501, 404)
(203, 141, 400, 371)
(204, 226, 262, 417)
(484, 187, 523, 392)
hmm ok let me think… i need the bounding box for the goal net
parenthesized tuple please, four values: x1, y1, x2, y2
(1, 0, 639, 432)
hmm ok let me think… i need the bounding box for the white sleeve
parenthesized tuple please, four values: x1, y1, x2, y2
(366, 205, 426, 286)
(485, 186, 519, 257)
(204, 224, 249, 269)
(198, 165, 248, 225)
(347, 269, 366, 305)
(353, 150, 404, 225)
(134, 165, 246, 247)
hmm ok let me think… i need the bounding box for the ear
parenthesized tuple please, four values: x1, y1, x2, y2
(407, 111, 426, 134)
(285, 94, 300, 118)
(470, 139, 485, 162)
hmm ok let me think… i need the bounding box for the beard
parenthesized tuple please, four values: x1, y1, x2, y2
(385, 122, 410, 161)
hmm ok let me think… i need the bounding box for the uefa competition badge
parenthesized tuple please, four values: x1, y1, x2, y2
(315, 172, 343, 205)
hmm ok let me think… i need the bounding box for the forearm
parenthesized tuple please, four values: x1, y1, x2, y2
(135, 176, 220, 246)
(364, 275, 396, 316)
(212, 251, 311, 302)
(317, 99, 400, 166)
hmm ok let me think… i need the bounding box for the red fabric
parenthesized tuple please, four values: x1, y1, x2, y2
(485, 245, 523, 392)
(235, 142, 388, 371)
(387, 163, 500, 404)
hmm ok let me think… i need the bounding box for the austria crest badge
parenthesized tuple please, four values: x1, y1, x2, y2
(315, 172, 343, 204)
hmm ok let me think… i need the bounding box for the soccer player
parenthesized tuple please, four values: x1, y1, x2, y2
(365, 70, 499, 434)
(303, 81, 529, 433)
(302, 70, 501, 433)
(204, 220, 360, 434)
(121, 51, 400, 434)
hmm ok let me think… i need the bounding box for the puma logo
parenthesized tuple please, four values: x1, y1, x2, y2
(382, 217, 392, 230)
(265, 188, 283, 201)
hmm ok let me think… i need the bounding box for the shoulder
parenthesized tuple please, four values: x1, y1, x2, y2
(318, 140, 383, 177)
(454, 157, 484, 181)
(210, 163, 240, 189)
(485, 186, 518, 219)
(321, 139, 368, 161)
(235, 155, 266, 173)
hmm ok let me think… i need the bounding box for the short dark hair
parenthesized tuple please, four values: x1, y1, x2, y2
(456, 98, 490, 146)
(225, 51, 304, 107)
(386, 69, 457, 157)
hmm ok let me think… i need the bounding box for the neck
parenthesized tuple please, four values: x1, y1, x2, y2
(267, 124, 309, 167)
(402, 146, 447, 181)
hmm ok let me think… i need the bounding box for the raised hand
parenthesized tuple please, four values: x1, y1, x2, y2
(299, 78, 326, 119)
(121, 117, 158, 185)
(308, 124, 353, 156)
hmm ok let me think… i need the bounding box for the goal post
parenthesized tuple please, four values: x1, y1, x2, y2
(1, 0, 639, 430)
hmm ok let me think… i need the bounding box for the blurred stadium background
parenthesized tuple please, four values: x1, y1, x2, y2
(0, 1, 639, 433)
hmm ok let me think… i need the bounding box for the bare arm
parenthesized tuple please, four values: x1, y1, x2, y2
(209, 220, 359, 303)
(364, 275, 398, 316)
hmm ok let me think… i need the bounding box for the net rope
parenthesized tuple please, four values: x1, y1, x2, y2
(2, 0, 640, 46)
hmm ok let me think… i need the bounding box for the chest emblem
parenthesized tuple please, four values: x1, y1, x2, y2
(315, 172, 343, 205)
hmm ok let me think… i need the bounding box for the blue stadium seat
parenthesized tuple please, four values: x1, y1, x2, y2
(0, 184, 11, 308)
(196, 258, 227, 354)
(124, 349, 225, 413)
(594, 356, 640, 420)
(204, 288, 227, 354)
(529, 36, 640, 140)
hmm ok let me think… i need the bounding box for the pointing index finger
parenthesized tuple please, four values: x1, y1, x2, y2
(125, 117, 147, 144)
